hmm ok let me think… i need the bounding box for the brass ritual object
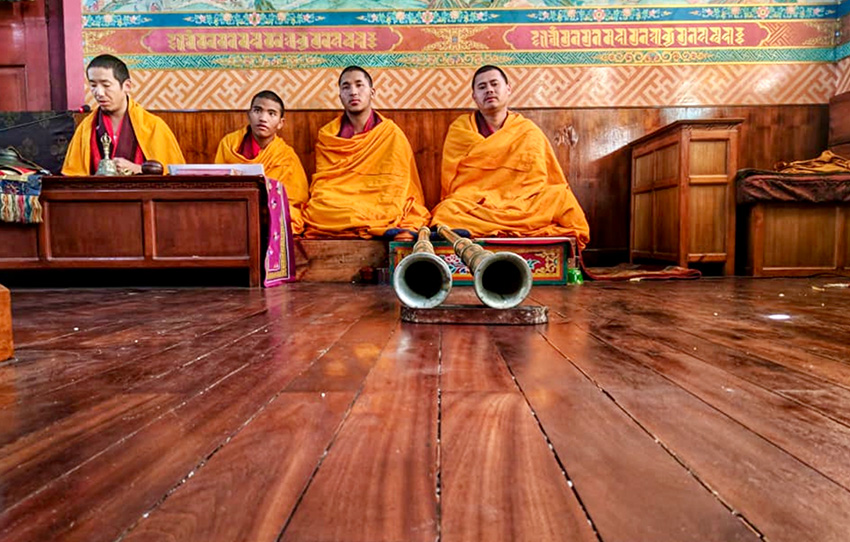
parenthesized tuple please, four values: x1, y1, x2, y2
(95, 133, 119, 176)
(392, 226, 453, 309)
(436, 224, 532, 310)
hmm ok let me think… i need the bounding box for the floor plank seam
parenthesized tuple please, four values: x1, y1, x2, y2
(567, 291, 850, 430)
(658, 328, 850, 433)
(0, 357, 254, 517)
(540, 330, 768, 539)
(2, 302, 313, 514)
(274, 317, 401, 542)
(675, 325, 850, 395)
(8, 308, 273, 401)
(493, 328, 603, 542)
(580, 323, 850, 495)
(274, 384, 367, 542)
(113, 362, 314, 541)
(116, 302, 392, 541)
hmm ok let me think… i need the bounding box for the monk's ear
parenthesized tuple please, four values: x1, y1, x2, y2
(121, 78, 133, 95)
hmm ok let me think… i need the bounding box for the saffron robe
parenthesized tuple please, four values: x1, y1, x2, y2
(303, 113, 430, 238)
(62, 98, 185, 175)
(430, 112, 590, 249)
(215, 128, 309, 234)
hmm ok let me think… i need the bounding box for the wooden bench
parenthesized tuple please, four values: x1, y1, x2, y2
(0, 175, 264, 286)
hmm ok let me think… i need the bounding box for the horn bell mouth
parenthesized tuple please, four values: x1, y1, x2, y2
(473, 251, 533, 309)
(393, 253, 453, 309)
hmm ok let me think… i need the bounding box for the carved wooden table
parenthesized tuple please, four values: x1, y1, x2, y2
(0, 175, 264, 286)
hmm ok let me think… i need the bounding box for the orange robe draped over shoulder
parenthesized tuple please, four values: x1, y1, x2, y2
(61, 98, 185, 175)
(430, 112, 590, 249)
(215, 128, 309, 234)
(302, 113, 430, 238)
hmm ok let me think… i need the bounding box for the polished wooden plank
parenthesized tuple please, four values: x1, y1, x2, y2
(440, 326, 597, 542)
(281, 324, 439, 542)
(604, 281, 850, 382)
(0, 288, 388, 541)
(559, 296, 850, 490)
(537, 289, 850, 541)
(3, 281, 850, 541)
(121, 392, 352, 542)
(829, 91, 850, 151)
(490, 325, 758, 542)
(535, 284, 850, 429)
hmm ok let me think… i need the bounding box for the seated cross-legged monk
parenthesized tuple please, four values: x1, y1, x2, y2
(302, 66, 430, 238)
(214, 90, 308, 234)
(430, 65, 590, 249)
(62, 54, 185, 176)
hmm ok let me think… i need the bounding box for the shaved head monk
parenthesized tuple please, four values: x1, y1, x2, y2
(215, 90, 308, 234)
(430, 65, 590, 248)
(62, 54, 185, 175)
(302, 66, 430, 238)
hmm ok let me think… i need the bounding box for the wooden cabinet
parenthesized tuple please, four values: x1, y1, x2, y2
(630, 119, 743, 275)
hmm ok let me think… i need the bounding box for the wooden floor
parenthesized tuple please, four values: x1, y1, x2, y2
(1, 278, 850, 542)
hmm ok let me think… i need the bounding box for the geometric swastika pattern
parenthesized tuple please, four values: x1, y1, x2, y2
(128, 64, 837, 111)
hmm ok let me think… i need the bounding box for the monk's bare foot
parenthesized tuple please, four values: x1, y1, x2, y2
(393, 231, 415, 242)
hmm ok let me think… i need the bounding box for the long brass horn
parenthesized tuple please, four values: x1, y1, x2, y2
(393, 226, 453, 309)
(436, 225, 532, 309)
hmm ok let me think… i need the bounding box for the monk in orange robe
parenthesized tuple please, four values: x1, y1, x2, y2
(215, 90, 308, 234)
(430, 65, 590, 249)
(62, 54, 185, 176)
(302, 66, 430, 238)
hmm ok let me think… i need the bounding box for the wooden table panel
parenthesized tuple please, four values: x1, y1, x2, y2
(46, 201, 144, 258)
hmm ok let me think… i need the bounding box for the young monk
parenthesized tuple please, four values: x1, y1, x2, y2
(430, 65, 590, 249)
(215, 90, 308, 234)
(302, 66, 430, 238)
(62, 54, 185, 175)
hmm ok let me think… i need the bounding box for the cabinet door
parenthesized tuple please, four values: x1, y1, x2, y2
(0, 0, 51, 110)
(654, 186, 679, 260)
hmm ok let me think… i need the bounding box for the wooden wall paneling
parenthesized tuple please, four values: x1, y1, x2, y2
(828, 91, 850, 152)
(148, 105, 830, 269)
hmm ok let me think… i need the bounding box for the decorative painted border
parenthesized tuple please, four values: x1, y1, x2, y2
(107, 49, 837, 71)
(82, 5, 839, 28)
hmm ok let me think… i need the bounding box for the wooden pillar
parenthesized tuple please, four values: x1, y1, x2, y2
(0, 285, 12, 361)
